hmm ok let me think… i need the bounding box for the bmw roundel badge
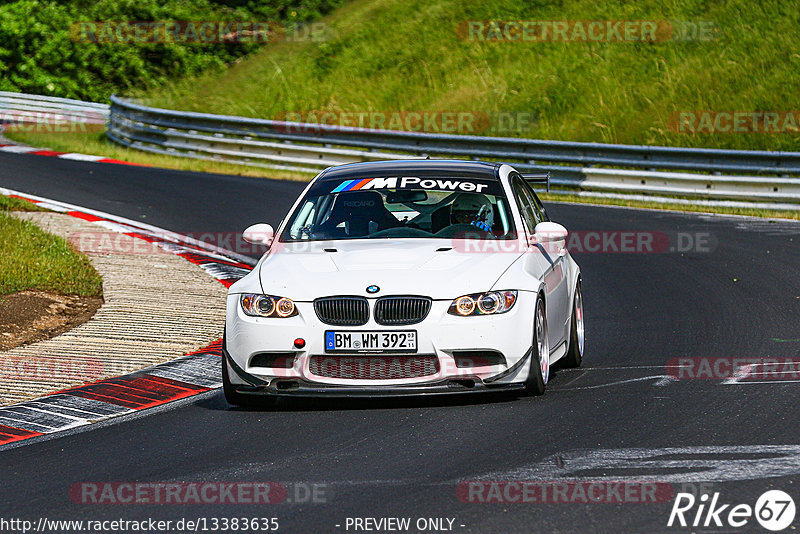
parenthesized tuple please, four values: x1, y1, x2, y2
(366, 285, 380, 294)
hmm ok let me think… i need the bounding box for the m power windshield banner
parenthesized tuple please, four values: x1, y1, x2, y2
(326, 176, 502, 195)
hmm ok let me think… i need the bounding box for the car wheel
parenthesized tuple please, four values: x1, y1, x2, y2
(562, 281, 584, 368)
(525, 296, 549, 396)
(222, 356, 276, 408)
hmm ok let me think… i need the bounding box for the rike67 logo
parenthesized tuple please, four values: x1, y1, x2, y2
(668, 490, 796, 531)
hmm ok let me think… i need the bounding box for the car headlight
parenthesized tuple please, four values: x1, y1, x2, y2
(448, 291, 517, 316)
(240, 294, 298, 318)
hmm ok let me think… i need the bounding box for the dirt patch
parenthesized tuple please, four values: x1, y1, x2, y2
(0, 291, 103, 351)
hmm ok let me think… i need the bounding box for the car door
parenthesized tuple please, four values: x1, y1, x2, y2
(510, 175, 569, 349)
(522, 179, 571, 333)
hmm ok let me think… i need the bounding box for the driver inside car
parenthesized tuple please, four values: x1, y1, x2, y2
(449, 193, 495, 235)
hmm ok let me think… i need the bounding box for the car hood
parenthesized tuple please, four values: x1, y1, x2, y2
(258, 239, 522, 301)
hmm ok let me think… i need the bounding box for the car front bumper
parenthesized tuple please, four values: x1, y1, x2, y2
(224, 292, 537, 395)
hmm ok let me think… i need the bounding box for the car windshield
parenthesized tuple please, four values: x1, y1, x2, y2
(281, 175, 517, 242)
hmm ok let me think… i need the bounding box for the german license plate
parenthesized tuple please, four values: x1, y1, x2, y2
(325, 331, 417, 353)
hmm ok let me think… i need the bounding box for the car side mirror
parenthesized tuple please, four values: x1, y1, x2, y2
(242, 223, 275, 246)
(530, 221, 568, 246)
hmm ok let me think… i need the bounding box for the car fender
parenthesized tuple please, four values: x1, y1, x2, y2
(227, 266, 265, 295)
(491, 253, 546, 296)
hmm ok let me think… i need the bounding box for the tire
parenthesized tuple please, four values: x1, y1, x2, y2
(524, 295, 549, 396)
(222, 355, 276, 408)
(562, 281, 584, 368)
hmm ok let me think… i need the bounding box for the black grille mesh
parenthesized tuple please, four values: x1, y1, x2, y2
(374, 296, 432, 326)
(313, 297, 369, 326)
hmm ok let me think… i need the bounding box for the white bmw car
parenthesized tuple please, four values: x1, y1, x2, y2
(223, 160, 584, 405)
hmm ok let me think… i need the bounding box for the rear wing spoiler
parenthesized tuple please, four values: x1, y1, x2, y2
(522, 172, 550, 193)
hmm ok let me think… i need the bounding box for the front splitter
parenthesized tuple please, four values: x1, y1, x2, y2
(224, 346, 525, 398)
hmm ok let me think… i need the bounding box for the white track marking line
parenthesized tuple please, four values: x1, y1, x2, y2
(559, 365, 681, 371)
(57, 153, 105, 162)
(0, 145, 37, 153)
(724, 380, 800, 385)
(722, 363, 755, 384)
(721, 362, 800, 384)
(555, 375, 677, 390)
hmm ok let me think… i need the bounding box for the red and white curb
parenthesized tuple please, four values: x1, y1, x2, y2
(0, 187, 256, 447)
(0, 143, 144, 167)
(0, 343, 223, 445)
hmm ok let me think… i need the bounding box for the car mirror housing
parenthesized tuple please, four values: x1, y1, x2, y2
(242, 223, 275, 246)
(530, 221, 568, 245)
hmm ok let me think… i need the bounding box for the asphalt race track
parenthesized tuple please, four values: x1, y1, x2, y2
(2, 151, 800, 532)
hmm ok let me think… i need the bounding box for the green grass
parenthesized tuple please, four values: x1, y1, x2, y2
(138, 0, 800, 152)
(0, 195, 47, 212)
(0, 196, 103, 297)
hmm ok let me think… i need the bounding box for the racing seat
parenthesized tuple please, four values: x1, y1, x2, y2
(316, 190, 399, 238)
(430, 205, 451, 234)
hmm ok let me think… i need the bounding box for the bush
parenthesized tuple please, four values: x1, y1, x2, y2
(0, 0, 345, 101)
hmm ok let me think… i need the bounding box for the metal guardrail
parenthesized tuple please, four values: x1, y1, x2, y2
(106, 95, 800, 205)
(4, 91, 799, 206)
(0, 91, 109, 128)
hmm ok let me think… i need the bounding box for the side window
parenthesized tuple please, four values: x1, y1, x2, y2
(522, 181, 549, 222)
(510, 175, 539, 234)
(288, 200, 315, 238)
